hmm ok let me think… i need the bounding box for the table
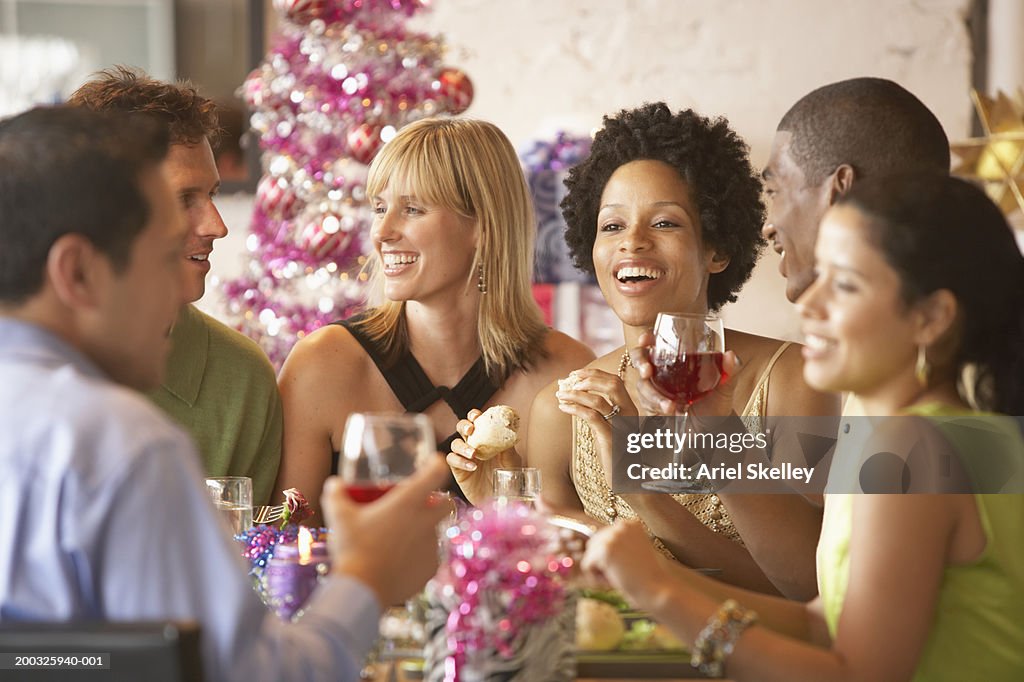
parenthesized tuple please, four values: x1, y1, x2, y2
(373, 655, 718, 681)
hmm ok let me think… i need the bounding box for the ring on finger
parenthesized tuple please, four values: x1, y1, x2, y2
(602, 404, 621, 421)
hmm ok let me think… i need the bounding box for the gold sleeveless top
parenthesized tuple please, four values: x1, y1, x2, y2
(571, 342, 792, 552)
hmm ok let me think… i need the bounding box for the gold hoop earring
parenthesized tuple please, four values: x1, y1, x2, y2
(915, 345, 931, 387)
(477, 263, 487, 294)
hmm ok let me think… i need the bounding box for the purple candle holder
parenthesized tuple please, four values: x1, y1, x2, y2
(264, 538, 330, 621)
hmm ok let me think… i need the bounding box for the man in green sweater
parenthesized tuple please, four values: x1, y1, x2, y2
(69, 66, 283, 506)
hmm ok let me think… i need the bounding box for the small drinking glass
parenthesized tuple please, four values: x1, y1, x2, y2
(340, 412, 435, 503)
(492, 467, 542, 505)
(205, 476, 253, 535)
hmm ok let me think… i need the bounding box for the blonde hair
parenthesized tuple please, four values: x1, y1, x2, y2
(356, 117, 547, 382)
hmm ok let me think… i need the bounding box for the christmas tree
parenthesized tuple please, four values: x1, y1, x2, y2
(224, 0, 473, 367)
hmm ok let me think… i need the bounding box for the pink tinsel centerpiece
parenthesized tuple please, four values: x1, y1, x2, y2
(431, 501, 575, 681)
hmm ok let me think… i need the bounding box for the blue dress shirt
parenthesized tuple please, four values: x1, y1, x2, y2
(0, 318, 380, 681)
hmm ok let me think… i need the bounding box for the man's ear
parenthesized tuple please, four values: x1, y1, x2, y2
(827, 164, 857, 205)
(46, 234, 107, 309)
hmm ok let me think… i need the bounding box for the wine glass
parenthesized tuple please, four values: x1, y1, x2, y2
(341, 413, 435, 679)
(339, 412, 435, 504)
(643, 312, 725, 493)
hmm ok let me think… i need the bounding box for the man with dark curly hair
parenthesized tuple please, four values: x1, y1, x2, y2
(69, 67, 283, 506)
(526, 102, 838, 599)
(763, 77, 950, 303)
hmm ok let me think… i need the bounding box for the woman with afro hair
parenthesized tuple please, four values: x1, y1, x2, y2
(532, 103, 836, 597)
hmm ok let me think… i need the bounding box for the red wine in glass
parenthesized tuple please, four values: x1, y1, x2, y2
(344, 481, 397, 504)
(651, 351, 726, 405)
(340, 413, 434, 504)
(641, 312, 725, 495)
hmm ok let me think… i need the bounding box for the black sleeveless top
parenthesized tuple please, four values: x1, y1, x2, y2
(330, 314, 502, 498)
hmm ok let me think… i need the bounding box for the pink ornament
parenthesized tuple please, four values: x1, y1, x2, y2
(256, 176, 299, 220)
(437, 68, 474, 115)
(298, 213, 353, 260)
(347, 123, 384, 165)
(273, 0, 329, 25)
(241, 69, 269, 109)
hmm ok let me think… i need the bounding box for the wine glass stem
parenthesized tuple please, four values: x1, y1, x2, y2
(671, 407, 689, 469)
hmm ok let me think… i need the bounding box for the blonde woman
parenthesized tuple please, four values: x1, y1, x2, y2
(276, 118, 594, 519)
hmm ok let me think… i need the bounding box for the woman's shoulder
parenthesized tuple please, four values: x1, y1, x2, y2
(505, 330, 595, 399)
(536, 329, 597, 375)
(725, 329, 795, 385)
(280, 322, 374, 385)
(727, 329, 838, 417)
(726, 328, 791, 359)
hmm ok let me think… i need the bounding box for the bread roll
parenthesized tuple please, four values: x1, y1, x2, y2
(466, 405, 519, 460)
(557, 371, 582, 402)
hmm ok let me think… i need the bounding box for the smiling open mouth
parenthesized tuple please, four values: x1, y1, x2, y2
(382, 253, 419, 266)
(615, 266, 663, 283)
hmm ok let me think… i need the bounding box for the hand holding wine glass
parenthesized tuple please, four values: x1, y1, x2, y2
(642, 312, 725, 493)
(629, 331, 742, 417)
(340, 412, 435, 503)
(649, 312, 726, 407)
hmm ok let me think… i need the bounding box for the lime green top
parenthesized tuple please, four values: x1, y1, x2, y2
(817, 404, 1024, 681)
(148, 304, 283, 506)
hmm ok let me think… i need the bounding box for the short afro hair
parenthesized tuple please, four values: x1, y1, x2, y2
(561, 102, 765, 310)
(778, 77, 950, 186)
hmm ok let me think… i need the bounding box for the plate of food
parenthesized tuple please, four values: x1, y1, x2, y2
(574, 589, 707, 678)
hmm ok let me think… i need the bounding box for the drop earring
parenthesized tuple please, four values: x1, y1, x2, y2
(915, 345, 931, 387)
(477, 263, 487, 294)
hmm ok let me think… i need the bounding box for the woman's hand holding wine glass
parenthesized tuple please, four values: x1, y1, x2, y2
(640, 312, 732, 493)
(629, 316, 741, 419)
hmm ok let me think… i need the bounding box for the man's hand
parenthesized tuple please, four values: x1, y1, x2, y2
(321, 457, 451, 606)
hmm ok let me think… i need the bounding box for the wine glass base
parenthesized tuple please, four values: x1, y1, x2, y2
(640, 479, 715, 495)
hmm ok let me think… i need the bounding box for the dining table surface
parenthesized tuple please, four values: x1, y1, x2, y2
(375, 663, 726, 681)
(372, 654, 725, 681)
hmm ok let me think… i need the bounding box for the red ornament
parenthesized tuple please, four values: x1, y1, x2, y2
(255, 176, 298, 220)
(297, 213, 353, 260)
(347, 123, 384, 165)
(437, 68, 474, 115)
(273, 0, 329, 26)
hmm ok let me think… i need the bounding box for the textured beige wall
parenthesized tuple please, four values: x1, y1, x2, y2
(406, 0, 974, 341)
(208, 0, 976, 345)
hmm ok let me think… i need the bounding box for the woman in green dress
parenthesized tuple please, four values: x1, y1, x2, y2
(583, 173, 1024, 682)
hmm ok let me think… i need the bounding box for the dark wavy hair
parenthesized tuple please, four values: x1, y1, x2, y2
(560, 102, 765, 310)
(839, 174, 1024, 415)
